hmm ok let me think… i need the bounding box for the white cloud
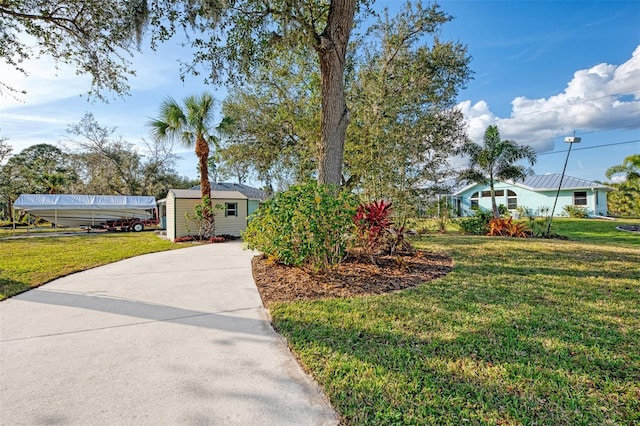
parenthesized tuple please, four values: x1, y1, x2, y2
(610, 174, 627, 183)
(0, 57, 91, 109)
(0, 33, 184, 110)
(456, 100, 497, 142)
(2, 112, 69, 126)
(459, 45, 640, 152)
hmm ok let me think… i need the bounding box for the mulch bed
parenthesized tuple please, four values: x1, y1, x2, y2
(617, 225, 640, 233)
(252, 250, 454, 306)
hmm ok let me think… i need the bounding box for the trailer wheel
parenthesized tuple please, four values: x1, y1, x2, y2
(131, 222, 144, 232)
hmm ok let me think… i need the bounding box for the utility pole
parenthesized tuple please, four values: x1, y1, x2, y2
(547, 132, 581, 236)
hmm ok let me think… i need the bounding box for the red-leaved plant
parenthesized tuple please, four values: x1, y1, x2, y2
(354, 200, 393, 256)
(487, 217, 530, 238)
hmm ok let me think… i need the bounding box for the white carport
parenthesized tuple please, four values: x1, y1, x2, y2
(13, 194, 157, 228)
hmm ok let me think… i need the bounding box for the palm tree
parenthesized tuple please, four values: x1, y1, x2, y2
(458, 125, 537, 218)
(149, 93, 216, 227)
(606, 154, 640, 217)
(606, 154, 640, 183)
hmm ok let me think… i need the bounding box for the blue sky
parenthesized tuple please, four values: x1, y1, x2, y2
(1, 0, 639, 185)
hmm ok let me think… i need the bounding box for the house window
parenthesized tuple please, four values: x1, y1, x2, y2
(507, 190, 517, 209)
(225, 202, 238, 217)
(470, 192, 479, 208)
(573, 191, 587, 206)
(481, 190, 503, 197)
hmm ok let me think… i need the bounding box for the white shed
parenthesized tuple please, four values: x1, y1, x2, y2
(165, 189, 248, 241)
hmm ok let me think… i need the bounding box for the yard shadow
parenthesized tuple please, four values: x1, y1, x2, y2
(9, 289, 272, 339)
(269, 237, 640, 424)
(0, 277, 31, 300)
(272, 299, 639, 424)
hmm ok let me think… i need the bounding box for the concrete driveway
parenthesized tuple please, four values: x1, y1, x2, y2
(0, 241, 338, 425)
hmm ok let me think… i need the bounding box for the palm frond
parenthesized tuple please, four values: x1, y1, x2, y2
(457, 168, 486, 185)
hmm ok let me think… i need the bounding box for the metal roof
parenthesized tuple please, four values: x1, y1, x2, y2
(453, 174, 612, 195)
(14, 194, 156, 210)
(190, 182, 268, 200)
(518, 174, 610, 191)
(170, 189, 247, 199)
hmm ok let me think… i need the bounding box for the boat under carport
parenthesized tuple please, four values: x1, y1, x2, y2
(13, 194, 157, 229)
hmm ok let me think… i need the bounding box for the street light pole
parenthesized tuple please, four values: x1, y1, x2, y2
(546, 133, 581, 236)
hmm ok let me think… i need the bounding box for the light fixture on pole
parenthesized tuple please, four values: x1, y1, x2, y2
(546, 133, 581, 236)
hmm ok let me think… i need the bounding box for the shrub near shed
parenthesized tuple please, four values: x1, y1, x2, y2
(243, 182, 358, 272)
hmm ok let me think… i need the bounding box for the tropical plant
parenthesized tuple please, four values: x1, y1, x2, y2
(606, 154, 640, 182)
(149, 93, 217, 232)
(354, 200, 394, 255)
(184, 196, 215, 240)
(242, 182, 358, 272)
(606, 154, 640, 217)
(459, 209, 492, 235)
(563, 205, 588, 218)
(457, 125, 537, 218)
(518, 205, 552, 237)
(487, 217, 530, 238)
(385, 225, 414, 255)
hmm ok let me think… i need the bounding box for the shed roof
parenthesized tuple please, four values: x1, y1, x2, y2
(190, 182, 267, 200)
(170, 189, 248, 199)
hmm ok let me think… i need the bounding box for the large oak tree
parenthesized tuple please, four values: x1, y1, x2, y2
(219, 2, 472, 219)
(0, 0, 148, 98)
(146, 0, 370, 186)
(2, 0, 370, 186)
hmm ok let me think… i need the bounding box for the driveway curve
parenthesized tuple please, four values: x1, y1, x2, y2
(0, 241, 337, 425)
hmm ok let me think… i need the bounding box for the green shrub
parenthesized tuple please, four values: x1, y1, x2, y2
(518, 205, 553, 237)
(184, 196, 215, 239)
(243, 182, 358, 272)
(563, 205, 588, 218)
(459, 209, 492, 235)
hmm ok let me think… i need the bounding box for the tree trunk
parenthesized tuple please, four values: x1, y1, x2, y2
(490, 180, 499, 218)
(315, 0, 356, 187)
(195, 135, 214, 225)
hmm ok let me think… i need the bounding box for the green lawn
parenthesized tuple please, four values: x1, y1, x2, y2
(0, 232, 178, 300)
(551, 217, 639, 247)
(2, 219, 638, 423)
(270, 222, 640, 424)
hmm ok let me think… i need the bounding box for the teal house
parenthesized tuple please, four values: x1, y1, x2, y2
(453, 174, 612, 217)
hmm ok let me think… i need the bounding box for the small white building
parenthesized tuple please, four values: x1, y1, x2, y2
(163, 190, 249, 241)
